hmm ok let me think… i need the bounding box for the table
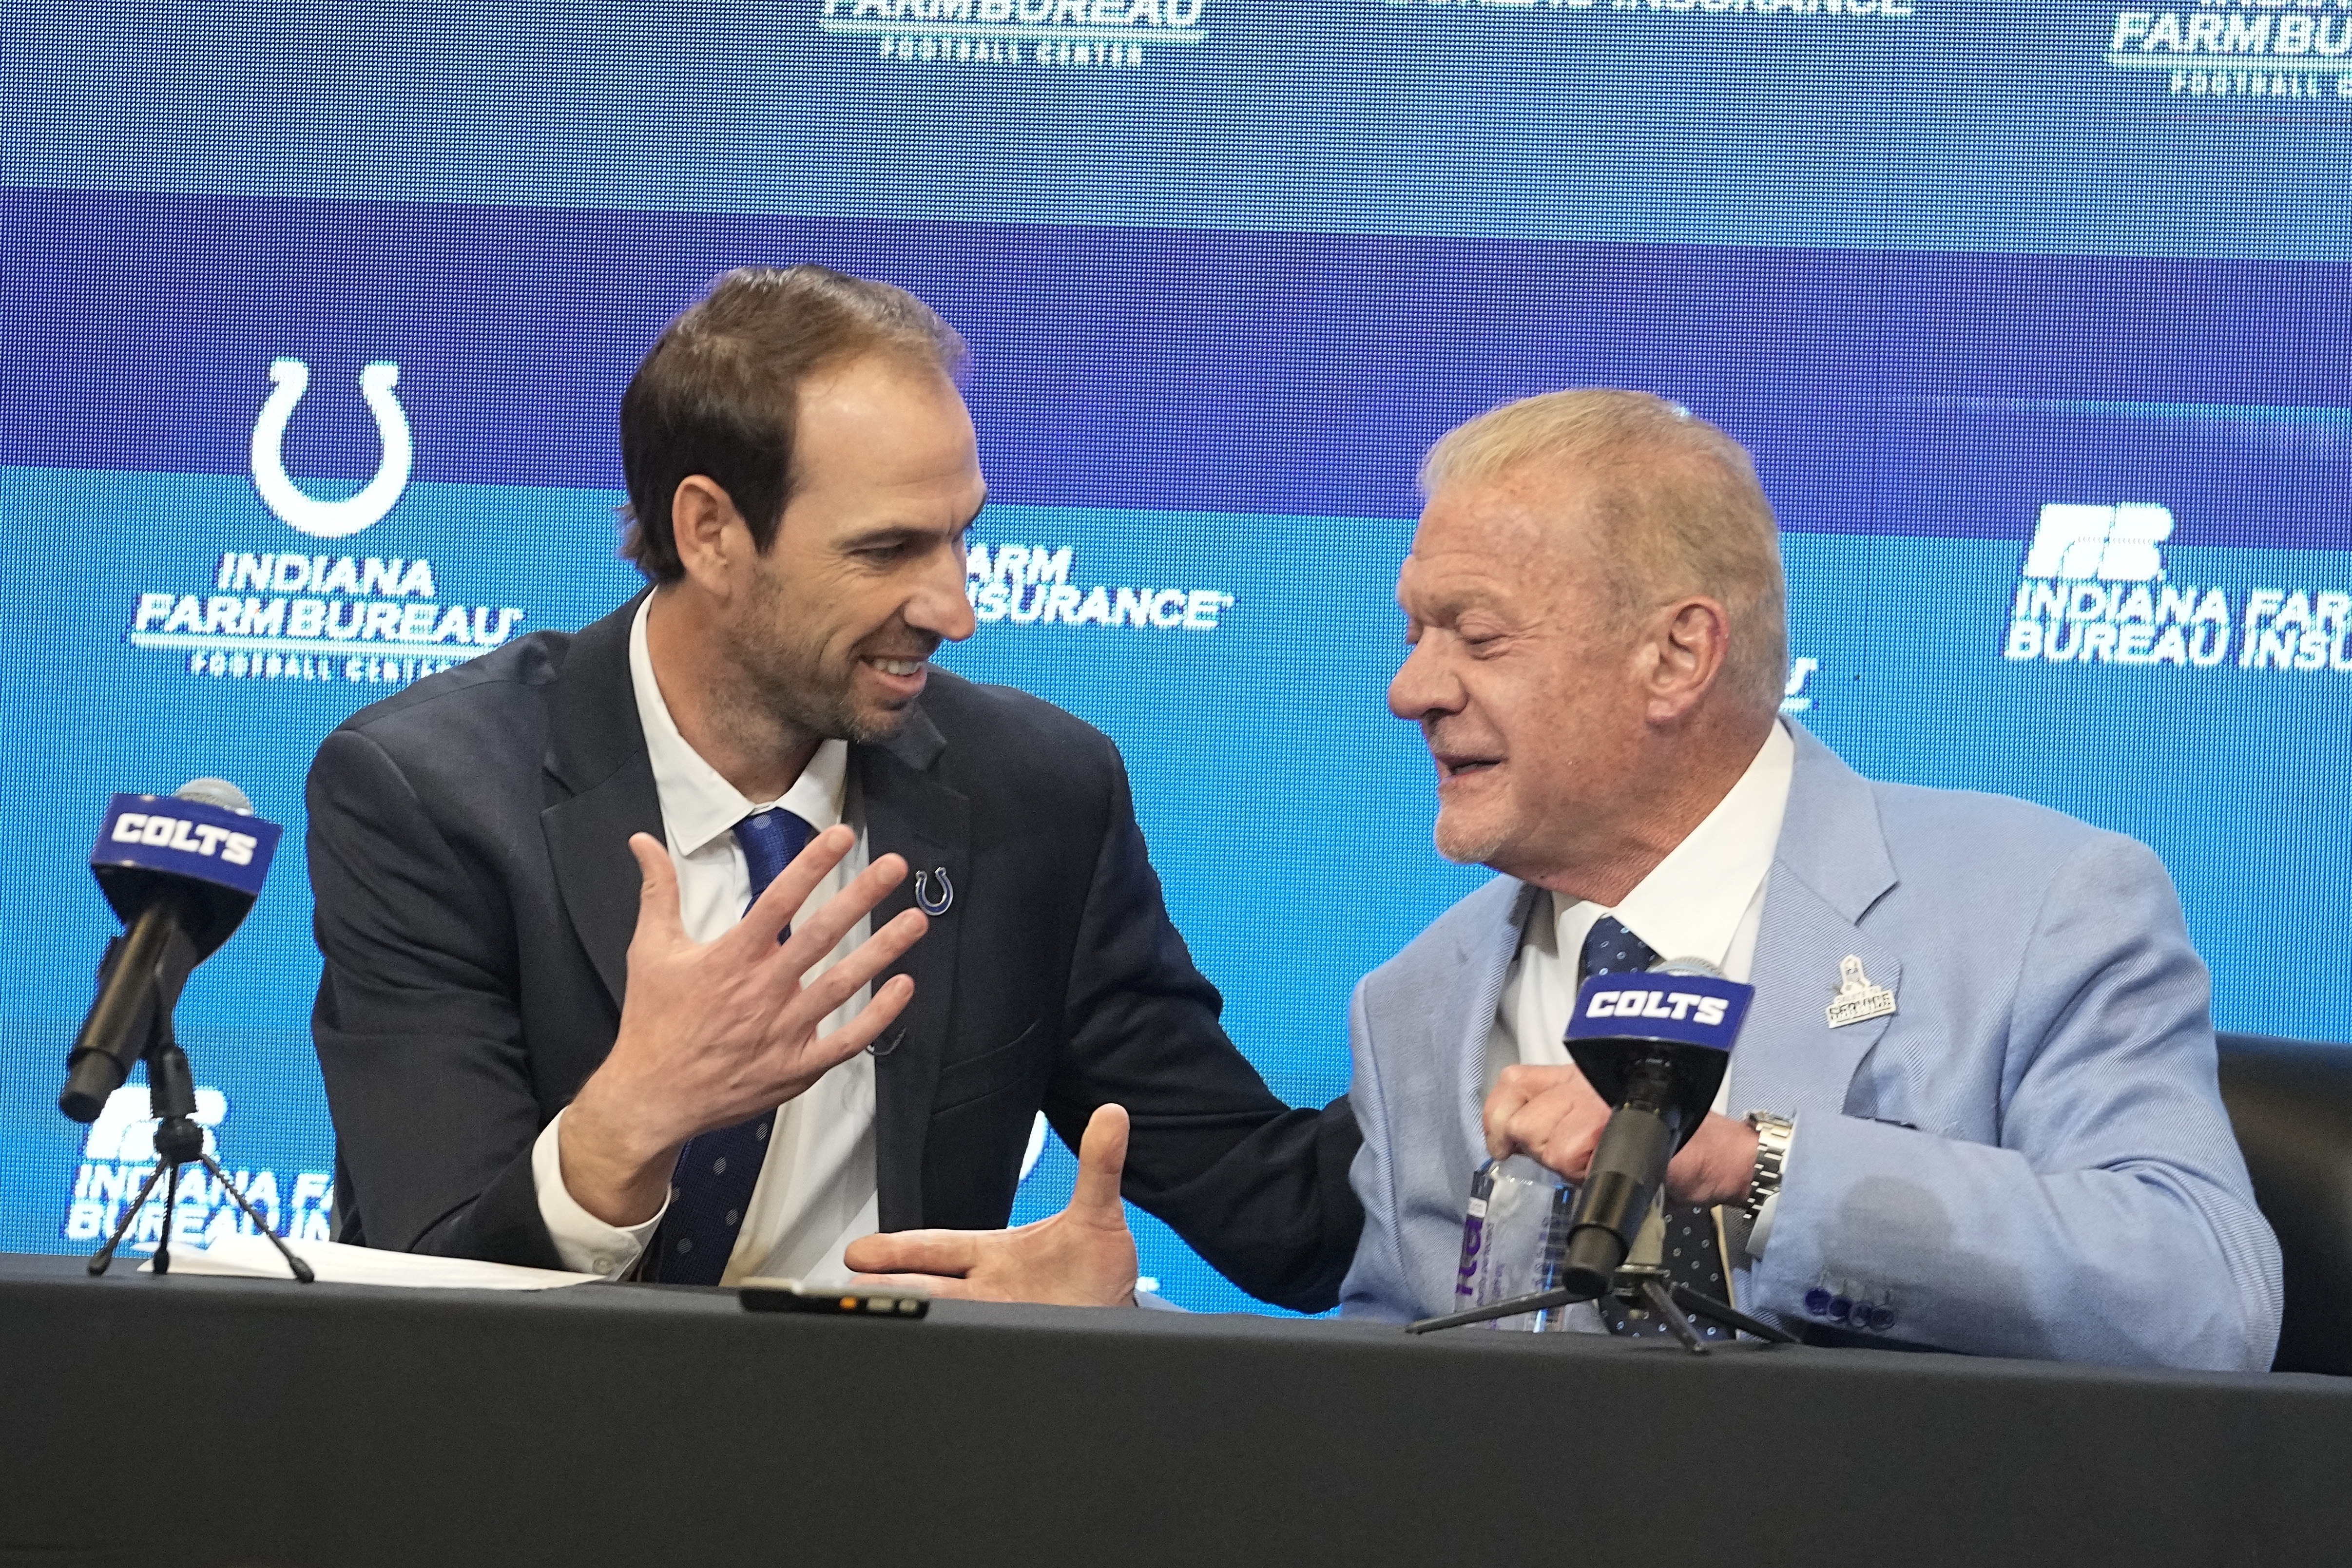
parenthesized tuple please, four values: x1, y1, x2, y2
(0, 1253, 2344, 1567)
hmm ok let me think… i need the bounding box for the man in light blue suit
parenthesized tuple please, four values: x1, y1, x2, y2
(1345, 389, 2282, 1371)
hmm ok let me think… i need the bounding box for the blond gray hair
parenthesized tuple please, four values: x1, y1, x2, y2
(1420, 389, 1788, 717)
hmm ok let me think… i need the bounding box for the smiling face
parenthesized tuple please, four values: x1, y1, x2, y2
(1388, 469, 1655, 887)
(715, 353, 984, 745)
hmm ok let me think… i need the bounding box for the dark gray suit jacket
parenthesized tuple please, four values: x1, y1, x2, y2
(306, 596, 1362, 1311)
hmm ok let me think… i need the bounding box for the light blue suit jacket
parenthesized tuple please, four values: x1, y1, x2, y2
(1340, 725, 2283, 1372)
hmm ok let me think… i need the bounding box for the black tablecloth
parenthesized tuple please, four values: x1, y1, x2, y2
(0, 1252, 2345, 1567)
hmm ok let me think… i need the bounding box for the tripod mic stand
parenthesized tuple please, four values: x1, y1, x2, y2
(1411, 1173, 1792, 1351)
(1405, 1264, 1793, 1352)
(86, 1010, 313, 1284)
(1408, 960, 1795, 1353)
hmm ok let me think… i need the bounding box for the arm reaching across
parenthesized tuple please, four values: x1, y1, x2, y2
(845, 1104, 1139, 1306)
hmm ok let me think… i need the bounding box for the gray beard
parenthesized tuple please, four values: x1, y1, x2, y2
(1432, 808, 1513, 871)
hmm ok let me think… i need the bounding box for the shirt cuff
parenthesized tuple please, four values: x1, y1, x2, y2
(1745, 1190, 1782, 1259)
(533, 1108, 667, 1279)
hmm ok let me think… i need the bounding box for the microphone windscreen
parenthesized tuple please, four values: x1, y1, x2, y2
(173, 776, 255, 815)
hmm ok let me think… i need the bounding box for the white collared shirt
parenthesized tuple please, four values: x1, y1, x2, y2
(1485, 719, 1797, 1274)
(529, 593, 882, 1284)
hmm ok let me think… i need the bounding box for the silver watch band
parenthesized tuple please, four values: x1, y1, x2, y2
(1744, 1110, 1794, 1223)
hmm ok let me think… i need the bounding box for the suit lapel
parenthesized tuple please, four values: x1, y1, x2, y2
(540, 594, 661, 1012)
(1735, 883, 1903, 1122)
(1398, 879, 1542, 1306)
(1729, 724, 1903, 1124)
(1430, 884, 1542, 1213)
(853, 704, 969, 1233)
(1454, 880, 1545, 1154)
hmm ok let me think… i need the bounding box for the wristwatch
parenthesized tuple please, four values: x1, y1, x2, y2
(1743, 1111, 1795, 1222)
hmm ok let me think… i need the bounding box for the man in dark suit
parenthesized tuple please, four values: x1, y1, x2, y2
(306, 265, 1359, 1310)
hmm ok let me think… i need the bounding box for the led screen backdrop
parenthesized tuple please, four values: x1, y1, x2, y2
(1, 0, 2345, 1310)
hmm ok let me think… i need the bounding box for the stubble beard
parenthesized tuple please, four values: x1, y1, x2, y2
(723, 616, 909, 751)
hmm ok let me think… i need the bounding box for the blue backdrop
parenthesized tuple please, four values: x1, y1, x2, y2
(1, 6, 2344, 1307)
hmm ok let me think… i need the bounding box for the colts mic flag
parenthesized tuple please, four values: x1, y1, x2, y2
(59, 781, 282, 1122)
(1565, 964, 1753, 1144)
(1555, 962, 1754, 1297)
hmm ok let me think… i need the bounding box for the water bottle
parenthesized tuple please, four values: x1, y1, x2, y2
(1452, 1153, 1577, 1331)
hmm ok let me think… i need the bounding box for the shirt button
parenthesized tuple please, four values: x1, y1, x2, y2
(592, 1258, 613, 1276)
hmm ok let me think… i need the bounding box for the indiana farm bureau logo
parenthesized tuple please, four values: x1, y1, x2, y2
(2105, 0, 2352, 106)
(122, 358, 528, 692)
(2002, 503, 2352, 674)
(817, 0, 1206, 71)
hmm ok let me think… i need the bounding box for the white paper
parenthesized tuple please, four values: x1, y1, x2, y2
(139, 1234, 602, 1290)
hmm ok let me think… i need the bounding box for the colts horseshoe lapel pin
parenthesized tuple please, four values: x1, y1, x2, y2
(914, 867, 954, 916)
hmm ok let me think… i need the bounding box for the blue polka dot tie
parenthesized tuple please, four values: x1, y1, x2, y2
(1580, 915, 1733, 1341)
(652, 807, 817, 1285)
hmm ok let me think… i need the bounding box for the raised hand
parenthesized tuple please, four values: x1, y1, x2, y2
(842, 1103, 1139, 1307)
(560, 827, 929, 1226)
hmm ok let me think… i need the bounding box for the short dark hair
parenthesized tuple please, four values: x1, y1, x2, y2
(617, 266, 967, 582)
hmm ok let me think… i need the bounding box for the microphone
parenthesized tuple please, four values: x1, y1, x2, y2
(58, 779, 284, 1122)
(1551, 958, 1754, 1298)
(1407, 959, 1792, 1343)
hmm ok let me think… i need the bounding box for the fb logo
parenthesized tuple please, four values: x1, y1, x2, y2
(250, 358, 414, 540)
(2021, 503, 2174, 582)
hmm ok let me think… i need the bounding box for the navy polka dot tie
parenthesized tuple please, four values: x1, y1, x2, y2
(1580, 915, 1733, 1341)
(652, 807, 816, 1286)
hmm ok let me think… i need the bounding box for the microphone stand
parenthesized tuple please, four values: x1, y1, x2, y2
(86, 992, 313, 1283)
(1410, 964, 1795, 1353)
(1405, 1265, 1793, 1351)
(1410, 1122, 1793, 1352)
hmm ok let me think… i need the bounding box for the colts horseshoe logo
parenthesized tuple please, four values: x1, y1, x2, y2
(914, 867, 954, 916)
(250, 358, 414, 539)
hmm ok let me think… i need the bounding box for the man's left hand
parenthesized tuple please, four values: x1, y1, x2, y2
(1484, 1064, 1759, 1208)
(842, 1103, 1140, 1306)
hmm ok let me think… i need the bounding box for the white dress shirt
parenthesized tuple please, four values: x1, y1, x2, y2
(1484, 718, 1797, 1294)
(530, 594, 882, 1284)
